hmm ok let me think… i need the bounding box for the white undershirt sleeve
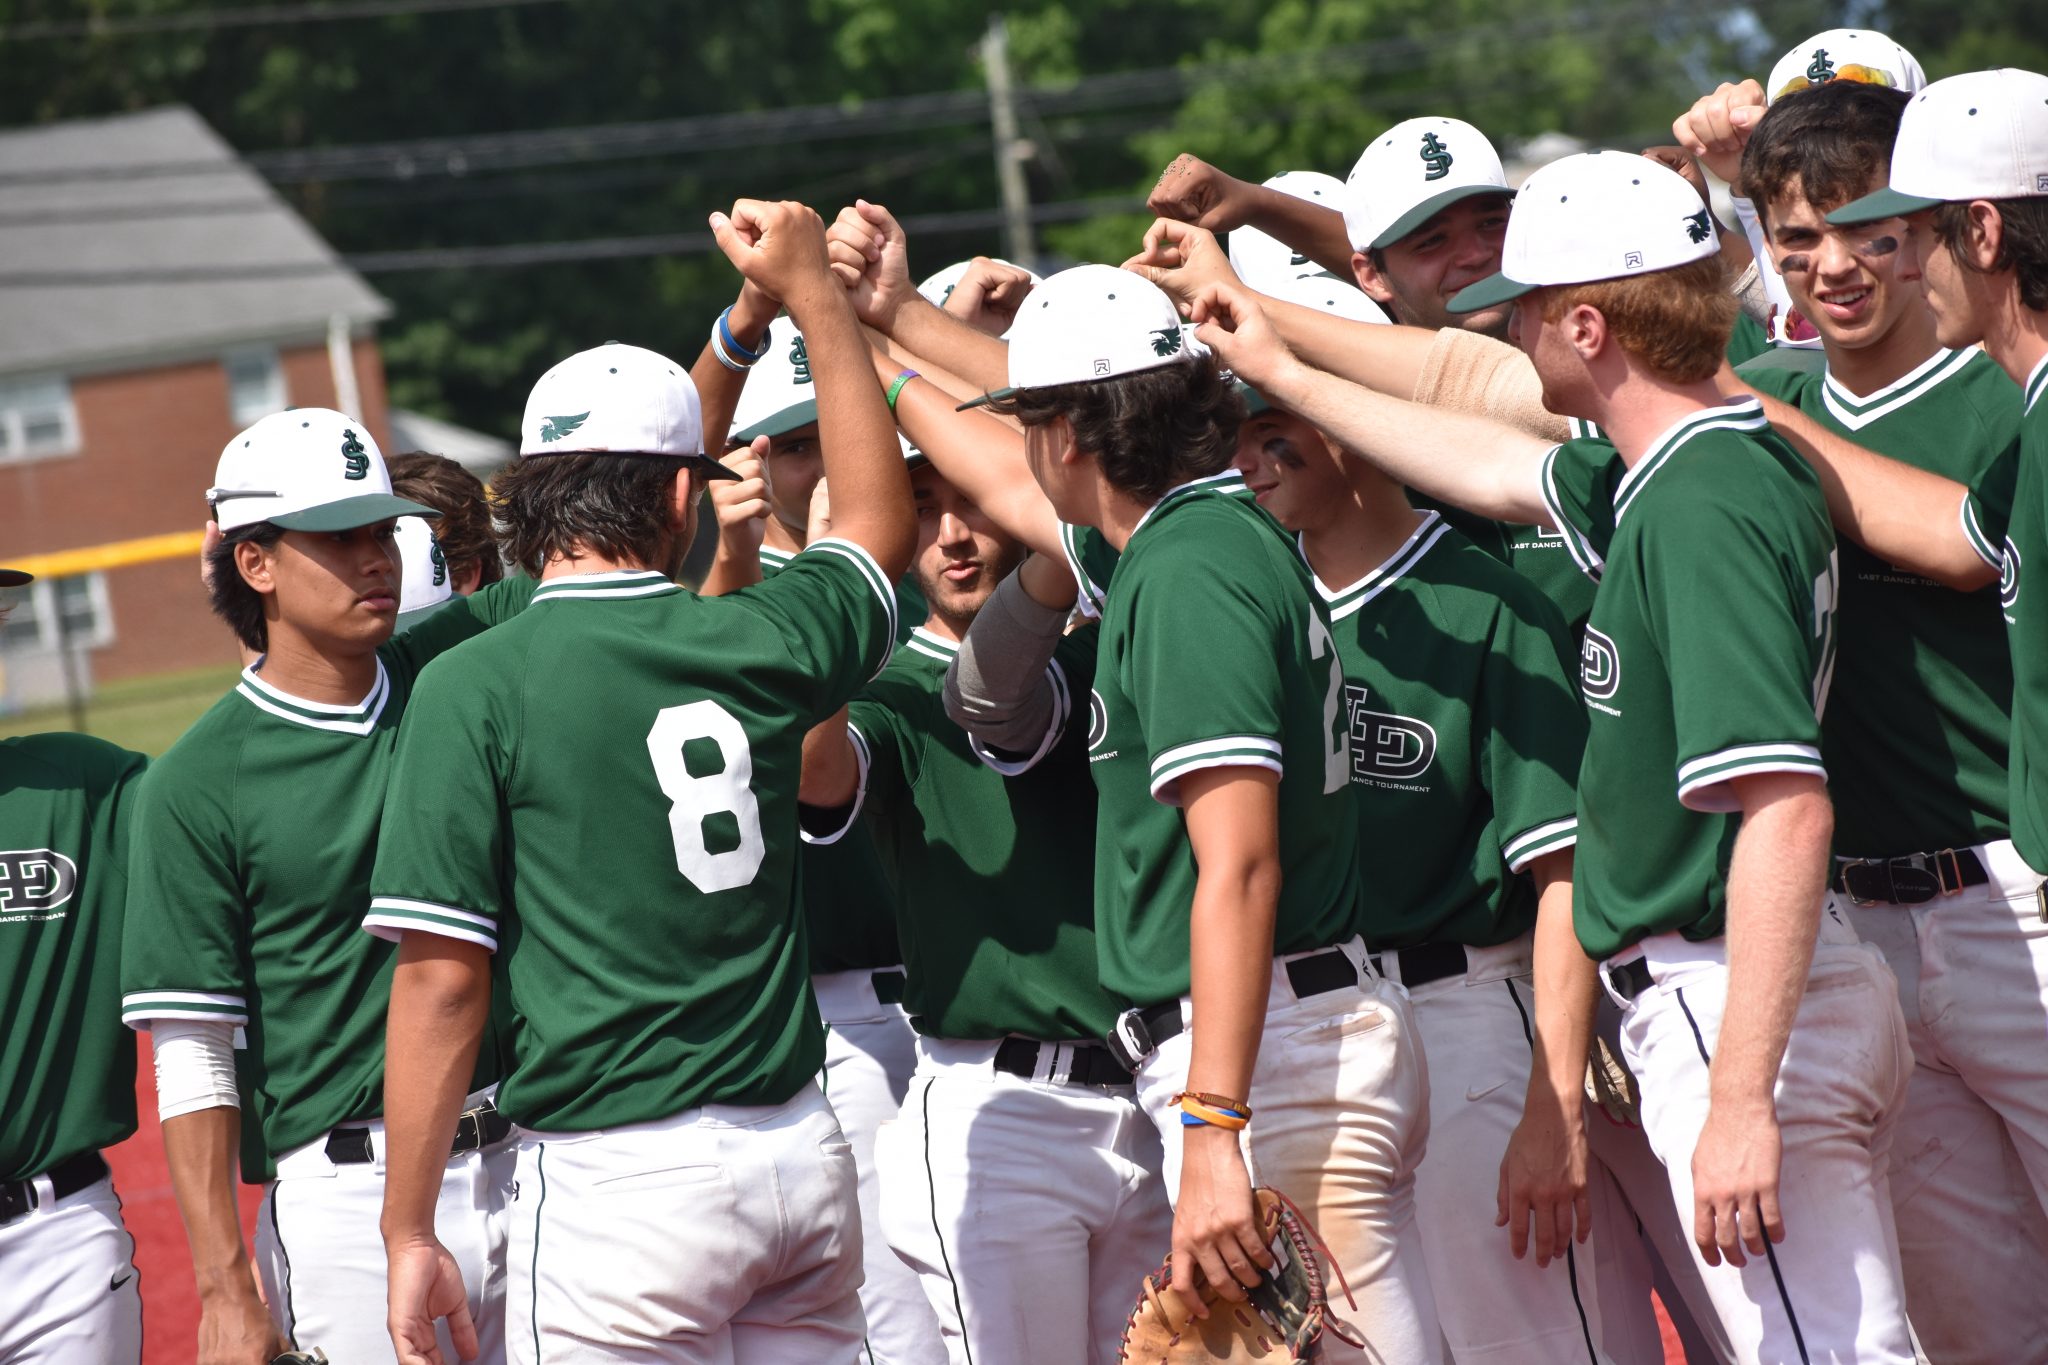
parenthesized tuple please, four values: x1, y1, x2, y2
(152, 1017, 242, 1120)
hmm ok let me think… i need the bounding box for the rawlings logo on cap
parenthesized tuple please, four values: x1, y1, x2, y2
(1685, 209, 1712, 244)
(789, 335, 812, 385)
(340, 429, 369, 481)
(539, 412, 589, 443)
(1419, 131, 1453, 182)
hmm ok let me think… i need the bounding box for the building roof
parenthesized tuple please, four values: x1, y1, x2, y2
(389, 408, 515, 479)
(0, 106, 389, 380)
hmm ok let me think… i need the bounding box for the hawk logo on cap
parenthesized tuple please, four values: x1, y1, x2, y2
(539, 412, 589, 444)
(790, 335, 812, 385)
(1685, 209, 1712, 244)
(340, 429, 370, 481)
(1149, 327, 1184, 358)
(1806, 48, 1836, 84)
(1419, 132, 1453, 182)
(429, 538, 447, 587)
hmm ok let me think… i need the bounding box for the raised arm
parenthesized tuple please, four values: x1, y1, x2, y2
(1742, 386, 1994, 590)
(1148, 152, 1355, 279)
(691, 278, 779, 455)
(1191, 281, 1556, 525)
(715, 198, 915, 581)
(825, 199, 1011, 398)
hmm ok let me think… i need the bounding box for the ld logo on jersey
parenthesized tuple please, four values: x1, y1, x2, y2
(0, 849, 79, 919)
(1581, 628, 1621, 702)
(2002, 536, 2021, 615)
(1343, 685, 1436, 784)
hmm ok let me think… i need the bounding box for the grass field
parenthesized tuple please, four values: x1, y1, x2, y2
(0, 663, 238, 756)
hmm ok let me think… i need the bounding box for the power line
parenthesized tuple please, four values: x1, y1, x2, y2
(0, 3, 1710, 188)
(0, 0, 583, 42)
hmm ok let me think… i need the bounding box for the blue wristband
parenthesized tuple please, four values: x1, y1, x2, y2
(718, 307, 772, 362)
(1180, 1107, 1247, 1127)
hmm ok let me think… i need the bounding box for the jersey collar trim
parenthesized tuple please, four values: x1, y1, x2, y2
(1303, 512, 1447, 622)
(531, 570, 681, 602)
(1821, 347, 1973, 430)
(2025, 352, 2048, 415)
(758, 546, 797, 569)
(904, 626, 961, 662)
(235, 659, 390, 735)
(1127, 470, 1250, 542)
(1613, 398, 1768, 525)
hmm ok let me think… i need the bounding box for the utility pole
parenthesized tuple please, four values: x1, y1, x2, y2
(982, 13, 1035, 267)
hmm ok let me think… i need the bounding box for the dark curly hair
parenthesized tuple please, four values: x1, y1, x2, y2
(388, 451, 504, 588)
(1741, 81, 1909, 226)
(988, 354, 1245, 504)
(207, 524, 285, 652)
(491, 454, 692, 578)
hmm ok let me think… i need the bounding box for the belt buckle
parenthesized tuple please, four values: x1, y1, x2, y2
(1838, 857, 1881, 907)
(1106, 1008, 1153, 1074)
(1935, 847, 1966, 897)
(453, 1104, 486, 1152)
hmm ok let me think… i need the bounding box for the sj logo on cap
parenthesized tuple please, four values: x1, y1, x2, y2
(430, 539, 448, 587)
(1806, 48, 1835, 83)
(790, 335, 812, 385)
(341, 429, 370, 481)
(1419, 131, 1453, 182)
(540, 412, 589, 443)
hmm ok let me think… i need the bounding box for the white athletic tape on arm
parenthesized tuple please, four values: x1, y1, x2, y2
(153, 1018, 242, 1120)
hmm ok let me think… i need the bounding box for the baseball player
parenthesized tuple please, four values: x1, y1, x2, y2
(1195, 342, 1615, 1363)
(1720, 67, 2048, 1361)
(796, 450, 1171, 1365)
(703, 310, 945, 1365)
(119, 408, 537, 1365)
(387, 452, 505, 595)
(0, 560, 147, 1365)
(369, 201, 913, 1365)
(941, 264, 1442, 1365)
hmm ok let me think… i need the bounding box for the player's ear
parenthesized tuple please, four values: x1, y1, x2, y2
(233, 537, 278, 597)
(662, 467, 697, 533)
(1351, 251, 1394, 306)
(1969, 201, 2006, 272)
(1566, 302, 1608, 363)
(1052, 414, 1083, 467)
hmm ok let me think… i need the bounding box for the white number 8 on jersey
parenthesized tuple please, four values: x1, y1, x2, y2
(646, 701, 767, 892)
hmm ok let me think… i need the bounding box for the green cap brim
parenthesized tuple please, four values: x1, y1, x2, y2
(1370, 184, 1515, 250)
(268, 494, 441, 533)
(0, 568, 31, 587)
(1826, 186, 1944, 226)
(730, 399, 819, 444)
(954, 388, 1016, 412)
(1235, 381, 1271, 416)
(1447, 271, 1537, 315)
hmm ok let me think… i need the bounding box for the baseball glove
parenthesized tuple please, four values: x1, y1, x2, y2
(1117, 1188, 1366, 1363)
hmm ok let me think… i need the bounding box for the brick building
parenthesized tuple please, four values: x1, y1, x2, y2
(0, 106, 392, 709)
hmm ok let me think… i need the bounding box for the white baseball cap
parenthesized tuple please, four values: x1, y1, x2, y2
(1767, 29, 1926, 105)
(393, 515, 455, 630)
(1449, 152, 1720, 314)
(899, 434, 928, 470)
(957, 264, 1199, 409)
(729, 319, 818, 444)
(210, 408, 436, 539)
(1830, 69, 2048, 225)
(1229, 172, 1391, 324)
(519, 342, 737, 478)
(1343, 117, 1512, 252)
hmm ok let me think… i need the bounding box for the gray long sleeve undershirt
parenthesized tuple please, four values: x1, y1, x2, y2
(942, 564, 1070, 753)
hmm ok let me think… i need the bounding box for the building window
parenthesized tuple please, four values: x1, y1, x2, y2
(0, 574, 113, 653)
(224, 348, 284, 425)
(0, 376, 80, 461)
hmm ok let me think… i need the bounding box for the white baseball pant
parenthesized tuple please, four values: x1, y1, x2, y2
(815, 969, 947, 1365)
(1605, 909, 1916, 1365)
(873, 1036, 1172, 1364)
(1394, 935, 1617, 1364)
(0, 1172, 141, 1365)
(253, 1112, 513, 1364)
(1133, 937, 1445, 1365)
(1832, 838, 2048, 1365)
(507, 1080, 864, 1365)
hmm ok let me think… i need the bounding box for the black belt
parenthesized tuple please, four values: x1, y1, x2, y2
(1607, 958, 1654, 1003)
(992, 1037, 1134, 1088)
(871, 968, 907, 1005)
(1105, 944, 1385, 1072)
(1831, 847, 1989, 905)
(0, 1150, 108, 1227)
(1368, 941, 1469, 990)
(325, 1100, 512, 1166)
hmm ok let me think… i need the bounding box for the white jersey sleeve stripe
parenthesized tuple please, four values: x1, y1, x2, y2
(800, 725, 872, 847)
(804, 538, 899, 675)
(120, 989, 249, 1029)
(1960, 493, 2003, 571)
(362, 896, 501, 952)
(1150, 740, 1285, 806)
(1150, 734, 1283, 779)
(1676, 744, 1827, 812)
(1502, 817, 1580, 871)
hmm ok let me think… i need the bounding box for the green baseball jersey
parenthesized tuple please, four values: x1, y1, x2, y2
(2, 735, 147, 1182)
(1542, 400, 1837, 959)
(119, 580, 536, 1181)
(1745, 348, 2020, 856)
(1313, 514, 1584, 950)
(1726, 312, 1772, 368)
(1962, 353, 2048, 873)
(828, 625, 1120, 1040)
(760, 545, 906, 975)
(1087, 482, 1364, 1006)
(1059, 470, 1249, 619)
(367, 545, 899, 1132)
(1421, 503, 1598, 635)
